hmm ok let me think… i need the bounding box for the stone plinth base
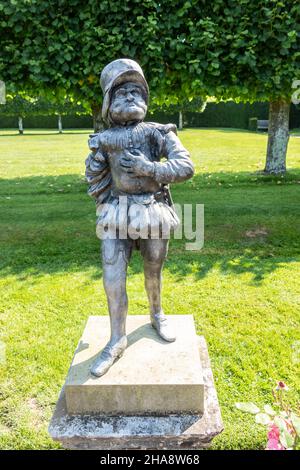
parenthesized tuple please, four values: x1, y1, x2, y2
(64, 315, 204, 415)
(49, 335, 223, 450)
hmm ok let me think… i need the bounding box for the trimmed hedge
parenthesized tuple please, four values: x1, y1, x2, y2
(185, 101, 269, 129)
(0, 102, 299, 130)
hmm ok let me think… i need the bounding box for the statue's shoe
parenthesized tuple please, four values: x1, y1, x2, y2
(151, 313, 176, 343)
(90, 336, 127, 377)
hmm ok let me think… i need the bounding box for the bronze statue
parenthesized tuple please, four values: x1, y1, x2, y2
(85, 59, 194, 377)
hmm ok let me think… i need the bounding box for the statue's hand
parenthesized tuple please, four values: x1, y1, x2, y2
(120, 149, 154, 177)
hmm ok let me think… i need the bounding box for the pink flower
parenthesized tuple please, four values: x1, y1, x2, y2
(268, 424, 280, 441)
(276, 381, 288, 391)
(266, 438, 284, 450)
(266, 424, 285, 450)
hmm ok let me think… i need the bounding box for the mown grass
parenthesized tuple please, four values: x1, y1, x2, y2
(0, 127, 299, 449)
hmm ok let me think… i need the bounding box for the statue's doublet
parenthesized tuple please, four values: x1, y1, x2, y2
(85, 121, 194, 239)
(86, 122, 178, 205)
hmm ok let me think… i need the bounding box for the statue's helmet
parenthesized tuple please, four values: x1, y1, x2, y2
(100, 58, 149, 123)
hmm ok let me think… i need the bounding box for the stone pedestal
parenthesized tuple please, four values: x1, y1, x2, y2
(65, 315, 204, 415)
(49, 315, 223, 450)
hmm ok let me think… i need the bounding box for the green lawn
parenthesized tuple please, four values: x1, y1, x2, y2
(0, 128, 299, 450)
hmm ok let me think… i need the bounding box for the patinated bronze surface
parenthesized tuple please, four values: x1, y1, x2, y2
(85, 59, 194, 377)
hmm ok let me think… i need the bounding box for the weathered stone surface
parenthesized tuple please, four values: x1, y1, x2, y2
(49, 336, 223, 450)
(65, 315, 204, 415)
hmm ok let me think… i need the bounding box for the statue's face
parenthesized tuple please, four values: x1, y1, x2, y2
(109, 82, 147, 124)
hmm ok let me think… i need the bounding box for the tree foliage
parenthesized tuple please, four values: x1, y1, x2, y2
(0, 0, 299, 108)
(157, 0, 300, 103)
(149, 97, 207, 115)
(0, 95, 85, 118)
(0, 95, 35, 118)
(34, 97, 85, 117)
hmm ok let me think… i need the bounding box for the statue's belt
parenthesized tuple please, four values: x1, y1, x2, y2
(110, 187, 172, 207)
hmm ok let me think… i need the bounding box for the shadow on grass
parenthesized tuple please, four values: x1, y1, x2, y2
(164, 250, 294, 284)
(0, 172, 299, 283)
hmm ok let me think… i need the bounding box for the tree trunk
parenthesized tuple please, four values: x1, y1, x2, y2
(58, 114, 63, 134)
(18, 116, 23, 135)
(92, 104, 103, 133)
(264, 100, 290, 174)
(178, 111, 183, 130)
